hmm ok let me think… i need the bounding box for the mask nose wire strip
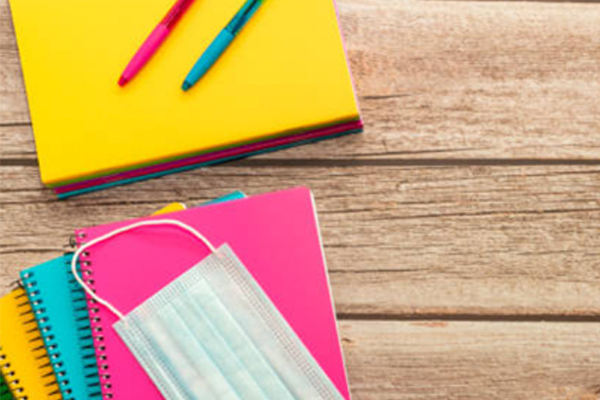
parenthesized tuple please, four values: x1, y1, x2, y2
(71, 219, 218, 320)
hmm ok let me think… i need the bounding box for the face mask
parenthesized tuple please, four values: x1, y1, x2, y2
(72, 219, 346, 400)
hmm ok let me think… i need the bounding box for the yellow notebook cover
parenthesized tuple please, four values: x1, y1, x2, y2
(10, 0, 359, 186)
(0, 288, 62, 400)
(154, 202, 186, 214)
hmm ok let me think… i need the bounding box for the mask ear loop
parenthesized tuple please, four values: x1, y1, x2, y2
(71, 219, 218, 320)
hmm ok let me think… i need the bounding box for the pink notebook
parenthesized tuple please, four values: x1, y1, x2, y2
(75, 187, 350, 399)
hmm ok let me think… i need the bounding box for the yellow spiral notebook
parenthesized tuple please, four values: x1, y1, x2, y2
(0, 287, 62, 400)
(0, 202, 187, 400)
(10, 0, 360, 192)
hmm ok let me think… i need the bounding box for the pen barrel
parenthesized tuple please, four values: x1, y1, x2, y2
(121, 25, 170, 84)
(227, 0, 262, 34)
(184, 30, 235, 87)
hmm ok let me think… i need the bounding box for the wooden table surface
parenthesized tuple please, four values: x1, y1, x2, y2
(2, 0, 600, 398)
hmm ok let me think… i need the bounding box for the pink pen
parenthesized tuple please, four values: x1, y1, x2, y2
(118, 0, 196, 86)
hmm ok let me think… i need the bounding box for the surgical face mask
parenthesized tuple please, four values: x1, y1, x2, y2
(72, 219, 346, 400)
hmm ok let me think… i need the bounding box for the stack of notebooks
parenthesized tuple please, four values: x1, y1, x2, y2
(9, 0, 362, 198)
(0, 187, 352, 399)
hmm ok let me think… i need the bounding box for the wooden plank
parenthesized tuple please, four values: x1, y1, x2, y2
(0, 0, 28, 123)
(2, 164, 599, 316)
(341, 320, 600, 400)
(2, 0, 600, 159)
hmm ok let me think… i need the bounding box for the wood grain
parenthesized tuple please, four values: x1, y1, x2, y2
(2, 164, 599, 318)
(2, 0, 600, 160)
(2, 0, 600, 398)
(341, 321, 600, 400)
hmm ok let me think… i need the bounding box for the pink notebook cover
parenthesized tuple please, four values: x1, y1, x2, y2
(75, 187, 350, 400)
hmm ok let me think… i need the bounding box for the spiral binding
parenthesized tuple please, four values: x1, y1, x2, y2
(75, 231, 113, 399)
(2, 287, 61, 400)
(20, 275, 66, 400)
(65, 254, 102, 398)
(0, 351, 14, 400)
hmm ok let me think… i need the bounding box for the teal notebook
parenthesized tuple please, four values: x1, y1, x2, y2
(21, 254, 101, 400)
(202, 191, 246, 206)
(19, 191, 246, 400)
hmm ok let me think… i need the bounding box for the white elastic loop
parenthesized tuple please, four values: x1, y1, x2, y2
(71, 219, 218, 320)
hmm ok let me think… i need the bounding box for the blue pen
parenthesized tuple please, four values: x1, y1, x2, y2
(182, 0, 264, 91)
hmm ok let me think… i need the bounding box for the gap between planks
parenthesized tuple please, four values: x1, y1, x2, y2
(2, 158, 600, 168)
(337, 312, 600, 323)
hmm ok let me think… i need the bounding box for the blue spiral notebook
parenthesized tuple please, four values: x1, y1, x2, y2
(21, 254, 102, 400)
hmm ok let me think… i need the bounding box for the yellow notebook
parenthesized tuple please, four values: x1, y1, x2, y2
(154, 202, 187, 214)
(0, 287, 62, 400)
(10, 0, 360, 187)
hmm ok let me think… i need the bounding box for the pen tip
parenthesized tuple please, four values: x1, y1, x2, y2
(118, 76, 129, 87)
(182, 81, 192, 91)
